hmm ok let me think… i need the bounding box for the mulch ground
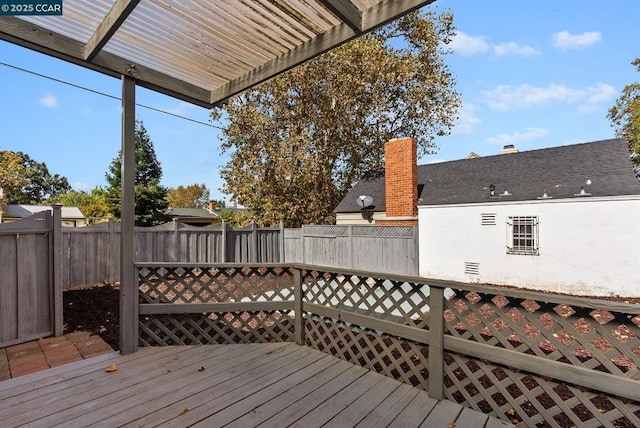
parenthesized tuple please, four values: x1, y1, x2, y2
(64, 284, 120, 351)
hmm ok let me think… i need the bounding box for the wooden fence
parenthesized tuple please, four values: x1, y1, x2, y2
(284, 224, 419, 275)
(62, 220, 283, 289)
(134, 262, 640, 427)
(0, 208, 63, 347)
(62, 222, 418, 289)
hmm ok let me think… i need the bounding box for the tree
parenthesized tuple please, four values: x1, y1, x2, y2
(608, 57, 640, 177)
(167, 184, 210, 208)
(105, 121, 170, 226)
(48, 187, 112, 222)
(212, 9, 460, 227)
(0, 151, 28, 203)
(0, 150, 71, 204)
(217, 209, 251, 228)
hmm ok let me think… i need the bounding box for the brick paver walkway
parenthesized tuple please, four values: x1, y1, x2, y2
(0, 331, 114, 380)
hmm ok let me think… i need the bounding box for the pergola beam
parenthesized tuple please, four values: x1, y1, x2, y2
(0, 16, 212, 107)
(318, 0, 363, 31)
(209, 0, 435, 106)
(84, 0, 141, 61)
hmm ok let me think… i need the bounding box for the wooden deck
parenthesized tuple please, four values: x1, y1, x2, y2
(0, 343, 511, 427)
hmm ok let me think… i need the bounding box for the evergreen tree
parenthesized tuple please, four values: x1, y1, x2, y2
(105, 121, 169, 226)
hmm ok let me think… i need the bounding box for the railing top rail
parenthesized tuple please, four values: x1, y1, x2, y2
(292, 263, 640, 314)
(135, 262, 292, 269)
(133, 261, 640, 313)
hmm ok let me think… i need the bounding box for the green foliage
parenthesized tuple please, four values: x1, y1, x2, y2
(167, 184, 210, 208)
(212, 9, 460, 227)
(47, 187, 111, 222)
(0, 151, 28, 205)
(217, 209, 251, 228)
(105, 121, 170, 226)
(0, 150, 70, 204)
(608, 57, 640, 176)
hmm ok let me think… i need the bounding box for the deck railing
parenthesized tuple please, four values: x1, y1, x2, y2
(134, 263, 640, 427)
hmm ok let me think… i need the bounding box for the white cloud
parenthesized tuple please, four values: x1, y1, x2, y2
(482, 83, 616, 111)
(452, 103, 482, 134)
(450, 31, 537, 58)
(39, 93, 58, 108)
(449, 31, 489, 56)
(552, 31, 601, 50)
(487, 127, 549, 146)
(482, 84, 583, 110)
(493, 42, 539, 57)
(579, 83, 618, 112)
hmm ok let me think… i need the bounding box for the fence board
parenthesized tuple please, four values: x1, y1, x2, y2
(61, 221, 284, 289)
(0, 235, 18, 343)
(0, 211, 54, 347)
(60, 222, 416, 289)
(285, 225, 418, 275)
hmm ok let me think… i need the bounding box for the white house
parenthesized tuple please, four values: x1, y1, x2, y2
(336, 137, 640, 296)
(418, 138, 640, 296)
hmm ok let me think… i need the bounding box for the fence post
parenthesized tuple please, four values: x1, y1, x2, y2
(221, 221, 227, 263)
(51, 204, 63, 336)
(348, 225, 354, 270)
(293, 267, 304, 346)
(301, 225, 306, 264)
(413, 225, 420, 276)
(428, 285, 445, 400)
(173, 219, 180, 262)
(279, 220, 285, 263)
(251, 222, 258, 263)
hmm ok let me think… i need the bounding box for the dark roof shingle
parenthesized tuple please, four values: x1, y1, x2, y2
(334, 138, 640, 213)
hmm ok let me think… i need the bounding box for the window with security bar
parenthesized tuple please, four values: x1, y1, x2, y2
(507, 216, 539, 255)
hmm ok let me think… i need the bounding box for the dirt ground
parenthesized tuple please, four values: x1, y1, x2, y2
(64, 284, 120, 351)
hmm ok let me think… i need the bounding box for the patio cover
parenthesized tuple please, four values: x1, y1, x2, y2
(0, 0, 435, 353)
(0, 0, 434, 107)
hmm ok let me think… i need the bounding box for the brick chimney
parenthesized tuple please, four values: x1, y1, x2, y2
(378, 137, 418, 226)
(208, 201, 216, 212)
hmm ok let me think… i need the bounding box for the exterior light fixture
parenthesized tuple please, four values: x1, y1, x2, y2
(356, 195, 374, 223)
(489, 184, 496, 197)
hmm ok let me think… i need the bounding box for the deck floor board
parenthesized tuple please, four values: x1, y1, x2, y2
(0, 343, 511, 427)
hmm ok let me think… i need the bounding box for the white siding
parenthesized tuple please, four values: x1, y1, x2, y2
(418, 196, 640, 296)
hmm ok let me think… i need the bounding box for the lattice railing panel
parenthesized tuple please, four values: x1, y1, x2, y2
(302, 270, 430, 328)
(444, 289, 640, 379)
(139, 310, 294, 346)
(304, 315, 430, 390)
(138, 266, 294, 304)
(444, 351, 640, 427)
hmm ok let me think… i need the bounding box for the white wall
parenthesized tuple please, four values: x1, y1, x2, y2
(418, 196, 640, 296)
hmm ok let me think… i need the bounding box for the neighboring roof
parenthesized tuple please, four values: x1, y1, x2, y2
(0, 1, 432, 107)
(335, 138, 640, 213)
(166, 208, 219, 219)
(4, 205, 85, 219)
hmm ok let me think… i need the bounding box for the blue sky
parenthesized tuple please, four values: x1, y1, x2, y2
(1, 0, 639, 202)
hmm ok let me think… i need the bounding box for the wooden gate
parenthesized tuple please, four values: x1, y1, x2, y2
(0, 208, 63, 347)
